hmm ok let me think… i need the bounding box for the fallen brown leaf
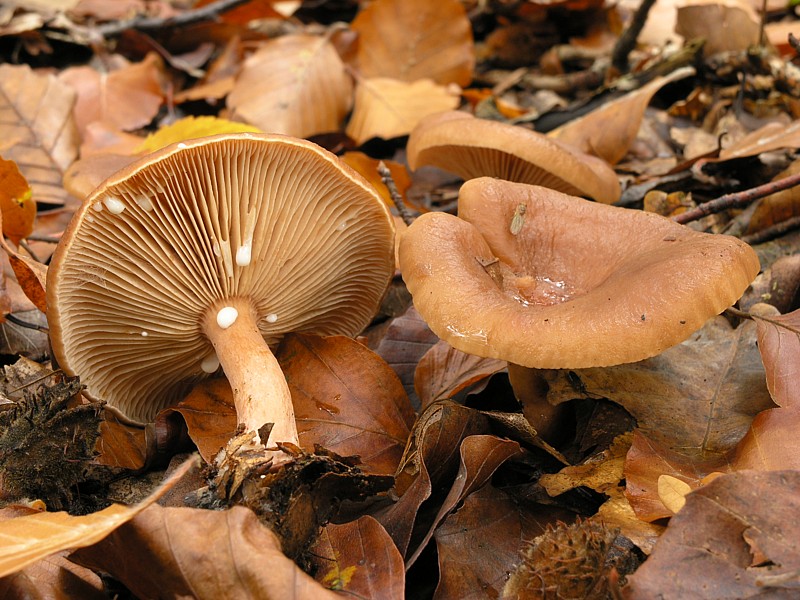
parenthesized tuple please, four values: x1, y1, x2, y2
(310, 516, 405, 598)
(227, 34, 353, 137)
(282, 333, 416, 476)
(623, 470, 800, 598)
(0, 64, 79, 207)
(346, 77, 460, 145)
(71, 503, 341, 599)
(350, 0, 474, 87)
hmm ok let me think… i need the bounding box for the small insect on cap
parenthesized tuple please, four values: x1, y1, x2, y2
(399, 177, 760, 369)
(406, 110, 621, 204)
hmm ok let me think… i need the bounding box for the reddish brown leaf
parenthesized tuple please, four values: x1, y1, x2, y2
(351, 0, 474, 87)
(406, 434, 521, 566)
(310, 516, 405, 598)
(158, 378, 237, 463)
(280, 333, 416, 476)
(414, 339, 506, 409)
(369, 304, 439, 408)
(753, 308, 800, 407)
(433, 485, 571, 600)
(376, 402, 491, 556)
(71, 504, 341, 600)
(623, 470, 800, 599)
(95, 408, 149, 471)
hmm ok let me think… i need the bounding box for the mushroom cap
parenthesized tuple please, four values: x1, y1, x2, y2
(47, 133, 396, 423)
(406, 111, 621, 204)
(399, 177, 759, 369)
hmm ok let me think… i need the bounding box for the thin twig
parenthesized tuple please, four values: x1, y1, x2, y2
(378, 161, 414, 226)
(673, 171, 800, 224)
(611, 0, 659, 73)
(92, 0, 250, 39)
(8, 369, 63, 395)
(741, 215, 800, 245)
(5, 313, 49, 333)
(725, 306, 800, 336)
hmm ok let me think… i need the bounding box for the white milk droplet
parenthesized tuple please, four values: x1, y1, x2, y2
(141, 331, 149, 337)
(266, 313, 278, 323)
(135, 195, 154, 211)
(201, 352, 220, 373)
(92, 201, 103, 212)
(236, 241, 252, 267)
(217, 306, 238, 329)
(104, 197, 125, 214)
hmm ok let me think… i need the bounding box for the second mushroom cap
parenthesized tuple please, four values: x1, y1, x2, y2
(399, 177, 760, 369)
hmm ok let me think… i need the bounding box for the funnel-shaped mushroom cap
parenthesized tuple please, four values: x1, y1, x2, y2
(47, 133, 395, 423)
(399, 178, 759, 369)
(406, 111, 621, 204)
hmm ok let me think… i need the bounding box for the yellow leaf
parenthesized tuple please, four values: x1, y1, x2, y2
(135, 116, 261, 154)
(0, 157, 36, 244)
(657, 474, 692, 514)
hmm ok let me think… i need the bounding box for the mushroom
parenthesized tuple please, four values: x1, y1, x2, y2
(398, 177, 759, 441)
(47, 133, 395, 453)
(406, 111, 621, 204)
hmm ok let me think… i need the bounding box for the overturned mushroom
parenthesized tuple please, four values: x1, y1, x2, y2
(399, 178, 759, 440)
(47, 133, 395, 453)
(406, 111, 621, 204)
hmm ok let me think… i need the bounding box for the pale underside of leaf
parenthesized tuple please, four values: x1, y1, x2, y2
(0, 64, 79, 207)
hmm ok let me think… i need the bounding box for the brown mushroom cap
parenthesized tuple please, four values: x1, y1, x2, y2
(399, 177, 759, 369)
(406, 111, 621, 204)
(47, 133, 395, 424)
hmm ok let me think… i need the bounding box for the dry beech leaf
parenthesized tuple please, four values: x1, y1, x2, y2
(377, 401, 491, 557)
(434, 484, 571, 599)
(0, 457, 195, 578)
(340, 151, 417, 211)
(675, 0, 760, 56)
(746, 160, 800, 234)
(596, 488, 665, 555)
(70, 504, 341, 600)
(540, 432, 630, 497)
(63, 152, 138, 200)
(281, 333, 416, 476)
(58, 53, 164, 134)
(346, 77, 460, 145)
(623, 470, 800, 599)
(158, 378, 237, 464)
(545, 317, 772, 460)
(0, 157, 35, 244)
(414, 339, 506, 409)
(350, 0, 474, 87)
(730, 308, 800, 471)
(368, 304, 439, 408)
(310, 516, 405, 598)
(0, 205, 46, 313)
(95, 408, 149, 471)
(405, 434, 521, 566)
(227, 34, 353, 138)
(549, 68, 693, 165)
(657, 474, 692, 515)
(624, 430, 728, 522)
(717, 120, 800, 161)
(0, 64, 79, 207)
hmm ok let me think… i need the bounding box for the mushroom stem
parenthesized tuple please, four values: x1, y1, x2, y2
(507, 363, 570, 445)
(202, 298, 298, 448)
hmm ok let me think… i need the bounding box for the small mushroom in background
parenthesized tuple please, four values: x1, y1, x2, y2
(47, 133, 395, 461)
(398, 177, 760, 442)
(406, 110, 621, 204)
